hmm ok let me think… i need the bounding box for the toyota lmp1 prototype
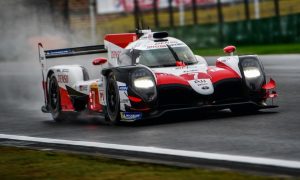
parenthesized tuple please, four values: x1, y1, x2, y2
(38, 29, 278, 124)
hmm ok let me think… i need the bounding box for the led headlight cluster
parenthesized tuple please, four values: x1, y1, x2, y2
(243, 67, 261, 79)
(131, 68, 157, 102)
(134, 77, 155, 89)
(240, 57, 265, 91)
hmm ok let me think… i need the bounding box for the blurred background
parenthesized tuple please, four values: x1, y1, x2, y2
(0, 0, 299, 61)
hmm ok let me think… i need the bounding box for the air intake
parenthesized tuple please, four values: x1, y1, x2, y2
(153, 31, 168, 39)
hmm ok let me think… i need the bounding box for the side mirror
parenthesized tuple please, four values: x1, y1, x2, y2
(93, 57, 107, 65)
(223, 45, 236, 56)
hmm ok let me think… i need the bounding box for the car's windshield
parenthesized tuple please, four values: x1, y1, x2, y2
(135, 46, 197, 67)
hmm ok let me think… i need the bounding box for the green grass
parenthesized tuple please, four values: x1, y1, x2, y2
(193, 43, 300, 56)
(0, 146, 294, 180)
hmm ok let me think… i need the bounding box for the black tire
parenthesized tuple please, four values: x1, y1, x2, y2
(47, 73, 66, 122)
(105, 72, 120, 125)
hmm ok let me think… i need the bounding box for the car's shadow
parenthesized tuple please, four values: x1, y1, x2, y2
(128, 109, 278, 127)
(42, 109, 279, 128)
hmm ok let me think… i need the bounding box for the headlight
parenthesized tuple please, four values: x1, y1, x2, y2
(240, 56, 265, 91)
(131, 68, 157, 102)
(134, 77, 155, 89)
(243, 67, 261, 79)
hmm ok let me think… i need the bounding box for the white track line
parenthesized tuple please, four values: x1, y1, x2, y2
(1, 133, 300, 169)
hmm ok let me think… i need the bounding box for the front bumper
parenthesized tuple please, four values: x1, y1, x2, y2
(128, 101, 278, 121)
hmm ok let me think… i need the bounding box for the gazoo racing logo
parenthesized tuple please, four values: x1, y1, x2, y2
(120, 112, 142, 121)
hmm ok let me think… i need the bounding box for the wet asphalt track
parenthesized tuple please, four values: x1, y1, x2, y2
(0, 54, 300, 162)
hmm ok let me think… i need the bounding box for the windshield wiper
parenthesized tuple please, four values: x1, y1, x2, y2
(166, 45, 180, 61)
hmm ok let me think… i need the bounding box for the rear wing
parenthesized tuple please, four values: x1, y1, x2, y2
(38, 43, 108, 79)
(38, 43, 107, 60)
(38, 42, 108, 90)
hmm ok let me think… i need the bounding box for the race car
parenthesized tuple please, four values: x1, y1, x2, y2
(38, 29, 278, 124)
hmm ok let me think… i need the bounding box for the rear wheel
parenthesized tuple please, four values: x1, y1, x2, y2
(105, 72, 120, 125)
(48, 74, 66, 122)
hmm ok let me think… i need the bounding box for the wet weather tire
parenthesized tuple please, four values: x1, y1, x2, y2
(105, 72, 120, 125)
(47, 73, 66, 122)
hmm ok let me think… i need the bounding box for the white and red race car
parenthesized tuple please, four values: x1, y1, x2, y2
(38, 29, 278, 124)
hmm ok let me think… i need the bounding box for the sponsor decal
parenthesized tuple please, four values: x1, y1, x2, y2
(111, 50, 121, 58)
(119, 86, 128, 91)
(57, 75, 69, 83)
(202, 86, 210, 90)
(120, 99, 130, 104)
(98, 78, 104, 88)
(183, 69, 198, 73)
(79, 85, 88, 91)
(146, 44, 167, 49)
(48, 49, 71, 55)
(146, 42, 184, 49)
(194, 79, 208, 86)
(120, 112, 142, 121)
(99, 90, 105, 104)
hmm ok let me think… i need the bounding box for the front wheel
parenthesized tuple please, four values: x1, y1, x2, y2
(105, 72, 120, 125)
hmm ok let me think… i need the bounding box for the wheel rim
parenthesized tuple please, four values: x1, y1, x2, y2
(49, 78, 59, 110)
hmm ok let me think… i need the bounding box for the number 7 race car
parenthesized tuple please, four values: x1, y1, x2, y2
(38, 29, 278, 124)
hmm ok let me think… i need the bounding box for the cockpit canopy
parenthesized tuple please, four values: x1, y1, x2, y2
(117, 36, 198, 67)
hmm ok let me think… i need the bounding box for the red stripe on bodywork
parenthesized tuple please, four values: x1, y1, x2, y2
(59, 87, 75, 111)
(180, 73, 211, 81)
(216, 61, 241, 77)
(156, 66, 241, 86)
(207, 66, 241, 83)
(155, 73, 189, 86)
(104, 33, 137, 48)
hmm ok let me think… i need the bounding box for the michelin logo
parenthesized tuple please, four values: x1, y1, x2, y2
(120, 112, 142, 121)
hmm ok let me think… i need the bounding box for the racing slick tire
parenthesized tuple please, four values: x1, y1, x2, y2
(105, 72, 121, 125)
(47, 73, 67, 122)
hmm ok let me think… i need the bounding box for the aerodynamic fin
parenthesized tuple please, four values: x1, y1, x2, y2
(262, 78, 276, 90)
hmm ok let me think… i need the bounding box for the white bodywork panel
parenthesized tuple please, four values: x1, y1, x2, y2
(117, 81, 131, 111)
(217, 56, 242, 77)
(42, 54, 108, 110)
(104, 40, 123, 67)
